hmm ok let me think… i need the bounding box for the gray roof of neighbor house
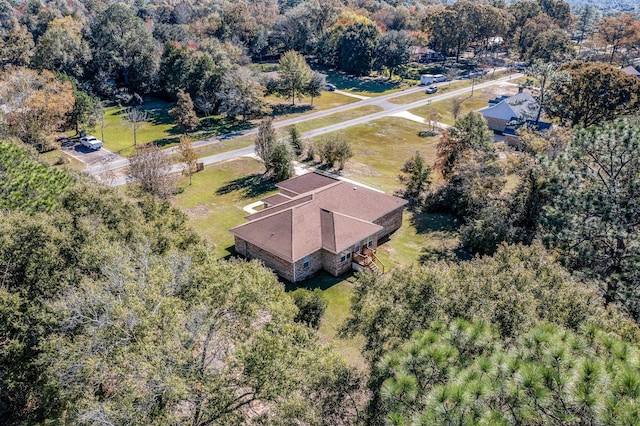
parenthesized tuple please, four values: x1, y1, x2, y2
(230, 173, 406, 262)
(479, 92, 538, 122)
(621, 65, 640, 77)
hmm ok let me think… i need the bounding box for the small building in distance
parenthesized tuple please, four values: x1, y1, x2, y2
(230, 172, 407, 283)
(479, 88, 551, 146)
(621, 65, 640, 78)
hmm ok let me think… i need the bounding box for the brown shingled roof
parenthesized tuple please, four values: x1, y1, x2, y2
(320, 209, 382, 253)
(276, 172, 338, 195)
(230, 173, 407, 262)
(261, 193, 291, 207)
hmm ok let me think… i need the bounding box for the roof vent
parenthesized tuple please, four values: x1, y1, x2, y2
(353, 187, 357, 190)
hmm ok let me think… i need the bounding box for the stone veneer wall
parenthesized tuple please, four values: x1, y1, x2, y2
(234, 236, 295, 282)
(292, 249, 323, 282)
(321, 249, 353, 277)
(483, 116, 508, 133)
(373, 208, 404, 240)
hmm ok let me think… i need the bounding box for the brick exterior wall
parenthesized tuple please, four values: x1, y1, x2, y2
(321, 249, 354, 277)
(373, 207, 404, 240)
(234, 236, 295, 282)
(293, 249, 323, 281)
(484, 116, 508, 133)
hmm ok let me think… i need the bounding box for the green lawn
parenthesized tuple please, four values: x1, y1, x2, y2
(101, 98, 254, 157)
(287, 273, 367, 370)
(169, 116, 467, 370)
(318, 67, 411, 96)
(171, 156, 277, 259)
(308, 117, 439, 193)
(265, 91, 359, 120)
(101, 99, 177, 156)
(286, 105, 384, 134)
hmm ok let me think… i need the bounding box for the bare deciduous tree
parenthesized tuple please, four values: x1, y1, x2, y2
(194, 95, 213, 126)
(125, 107, 148, 146)
(178, 135, 198, 186)
(451, 97, 464, 120)
(128, 143, 176, 198)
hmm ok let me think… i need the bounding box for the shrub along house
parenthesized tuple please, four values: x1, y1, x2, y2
(230, 172, 407, 283)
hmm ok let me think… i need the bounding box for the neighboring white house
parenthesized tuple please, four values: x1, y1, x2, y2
(621, 65, 640, 78)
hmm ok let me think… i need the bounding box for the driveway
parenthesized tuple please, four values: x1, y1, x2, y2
(63, 142, 126, 170)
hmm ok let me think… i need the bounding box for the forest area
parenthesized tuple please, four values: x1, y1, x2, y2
(1, 0, 640, 425)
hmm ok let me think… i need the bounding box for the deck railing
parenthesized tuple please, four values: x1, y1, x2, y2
(354, 248, 386, 274)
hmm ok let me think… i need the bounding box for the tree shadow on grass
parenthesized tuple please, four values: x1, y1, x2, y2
(270, 103, 314, 117)
(314, 66, 404, 94)
(154, 136, 182, 148)
(216, 174, 277, 199)
(145, 105, 174, 126)
(410, 211, 461, 234)
(200, 116, 254, 136)
(284, 270, 356, 292)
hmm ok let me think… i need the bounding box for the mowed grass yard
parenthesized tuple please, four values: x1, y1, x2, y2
(310, 116, 439, 193)
(172, 156, 277, 259)
(264, 90, 360, 119)
(99, 91, 360, 157)
(101, 98, 255, 156)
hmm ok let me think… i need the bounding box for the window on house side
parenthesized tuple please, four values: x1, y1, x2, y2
(303, 256, 309, 269)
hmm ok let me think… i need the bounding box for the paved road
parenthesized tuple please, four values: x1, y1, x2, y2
(88, 70, 521, 184)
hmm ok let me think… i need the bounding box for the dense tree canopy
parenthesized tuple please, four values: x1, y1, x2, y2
(547, 61, 640, 128)
(90, 3, 158, 93)
(337, 21, 380, 76)
(342, 244, 639, 364)
(33, 16, 89, 78)
(0, 141, 362, 425)
(543, 119, 640, 321)
(378, 320, 640, 425)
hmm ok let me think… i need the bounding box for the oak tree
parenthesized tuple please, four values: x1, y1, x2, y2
(547, 61, 640, 128)
(128, 143, 176, 199)
(275, 50, 312, 105)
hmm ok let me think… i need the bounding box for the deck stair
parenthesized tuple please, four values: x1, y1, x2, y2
(353, 248, 385, 275)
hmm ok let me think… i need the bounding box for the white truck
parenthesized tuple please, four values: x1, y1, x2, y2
(80, 136, 103, 150)
(420, 74, 435, 85)
(420, 74, 447, 85)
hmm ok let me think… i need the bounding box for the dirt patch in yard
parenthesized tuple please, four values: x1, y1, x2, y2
(183, 204, 213, 220)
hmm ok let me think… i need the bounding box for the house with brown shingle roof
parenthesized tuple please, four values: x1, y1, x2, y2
(230, 172, 407, 282)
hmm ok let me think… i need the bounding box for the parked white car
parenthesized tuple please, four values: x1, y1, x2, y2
(80, 136, 103, 150)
